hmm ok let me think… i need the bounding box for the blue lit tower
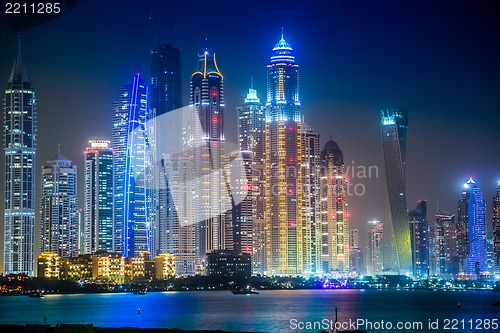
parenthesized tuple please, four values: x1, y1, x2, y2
(408, 200, 429, 278)
(265, 31, 304, 275)
(191, 48, 230, 272)
(457, 178, 487, 276)
(40, 148, 79, 258)
(84, 140, 114, 254)
(380, 108, 412, 275)
(494, 182, 500, 275)
(112, 74, 154, 257)
(3, 43, 37, 275)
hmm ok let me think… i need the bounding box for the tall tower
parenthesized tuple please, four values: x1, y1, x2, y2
(40, 149, 79, 258)
(320, 139, 349, 274)
(150, 43, 182, 257)
(3, 43, 37, 276)
(264, 32, 303, 275)
(84, 140, 114, 254)
(236, 86, 265, 267)
(190, 48, 230, 271)
(302, 124, 321, 274)
(457, 178, 487, 276)
(112, 74, 154, 257)
(493, 182, 500, 275)
(380, 108, 411, 275)
(435, 210, 458, 276)
(367, 220, 383, 276)
(408, 200, 429, 278)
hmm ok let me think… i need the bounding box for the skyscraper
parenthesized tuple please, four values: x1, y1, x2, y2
(264, 32, 303, 275)
(408, 200, 429, 278)
(190, 48, 231, 271)
(380, 108, 411, 275)
(435, 209, 458, 276)
(493, 182, 500, 275)
(112, 74, 154, 258)
(236, 86, 266, 264)
(301, 124, 321, 274)
(84, 140, 114, 254)
(40, 149, 79, 258)
(367, 220, 383, 276)
(457, 178, 487, 276)
(320, 139, 349, 274)
(150, 43, 182, 258)
(3, 44, 37, 276)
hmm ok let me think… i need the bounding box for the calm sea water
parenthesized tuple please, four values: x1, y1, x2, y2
(0, 289, 499, 332)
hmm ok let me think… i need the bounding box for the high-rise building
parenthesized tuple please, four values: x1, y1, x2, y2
(301, 124, 321, 274)
(435, 210, 458, 276)
(408, 200, 429, 278)
(367, 220, 383, 276)
(320, 140, 349, 274)
(3, 45, 37, 276)
(40, 149, 79, 258)
(493, 182, 500, 275)
(150, 43, 182, 116)
(457, 178, 487, 276)
(380, 108, 411, 275)
(112, 74, 155, 257)
(84, 140, 114, 254)
(190, 48, 231, 272)
(150, 43, 182, 258)
(237, 87, 266, 273)
(264, 32, 303, 275)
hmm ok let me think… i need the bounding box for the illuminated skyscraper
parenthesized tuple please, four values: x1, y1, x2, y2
(112, 74, 154, 257)
(320, 139, 349, 274)
(408, 200, 429, 278)
(367, 220, 383, 276)
(380, 108, 411, 275)
(236, 86, 265, 265)
(3, 44, 37, 276)
(150, 43, 182, 257)
(40, 149, 79, 258)
(264, 32, 303, 275)
(84, 140, 114, 254)
(190, 48, 231, 272)
(494, 182, 500, 275)
(435, 210, 458, 276)
(457, 178, 487, 276)
(302, 124, 321, 274)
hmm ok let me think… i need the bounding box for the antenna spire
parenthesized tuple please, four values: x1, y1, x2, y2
(18, 35, 21, 55)
(58, 143, 61, 156)
(281, 27, 284, 40)
(250, 77, 254, 89)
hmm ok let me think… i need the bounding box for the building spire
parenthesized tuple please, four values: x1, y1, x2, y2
(250, 77, 254, 89)
(281, 27, 284, 40)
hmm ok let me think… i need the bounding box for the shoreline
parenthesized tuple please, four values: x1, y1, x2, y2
(0, 324, 259, 333)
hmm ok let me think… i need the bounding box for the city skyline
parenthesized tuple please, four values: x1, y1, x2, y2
(1, 1, 499, 271)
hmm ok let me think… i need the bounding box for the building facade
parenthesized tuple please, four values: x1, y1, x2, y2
(237, 87, 266, 273)
(457, 178, 487, 276)
(367, 220, 383, 276)
(408, 200, 429, 278)
(435, 210, 458, 276)
(320, 140, 350, 275)
(380, 108, 411, 275)
(84, 140, 114, 254)
(264, 33, 303, 275)
(493, 183, 500, 275)
(3, 46, 37, 276)
(40, 150, 79, 258)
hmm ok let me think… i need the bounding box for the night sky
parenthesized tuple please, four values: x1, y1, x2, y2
(0, 0, 499, 258)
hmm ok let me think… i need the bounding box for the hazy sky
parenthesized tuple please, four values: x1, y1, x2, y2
(0, 0, 499, 255)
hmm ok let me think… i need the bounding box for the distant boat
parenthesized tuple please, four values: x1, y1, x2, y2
(231, 287, 259, 295)
(28, 291, 44, 298)
(133, 289, 147, 295)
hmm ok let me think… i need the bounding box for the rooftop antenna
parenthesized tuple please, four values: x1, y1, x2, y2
(57, 143, 61, 156)
(330, 134, 333, 141)
(250, 77, 254, 89)
(204, 37, 208, 52)
(18, 35, 21, 55)
(281, 26, 284, 39)
(436, 200, 440, 213)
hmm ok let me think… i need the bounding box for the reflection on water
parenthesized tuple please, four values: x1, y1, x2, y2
(0, 289, 498, 332)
